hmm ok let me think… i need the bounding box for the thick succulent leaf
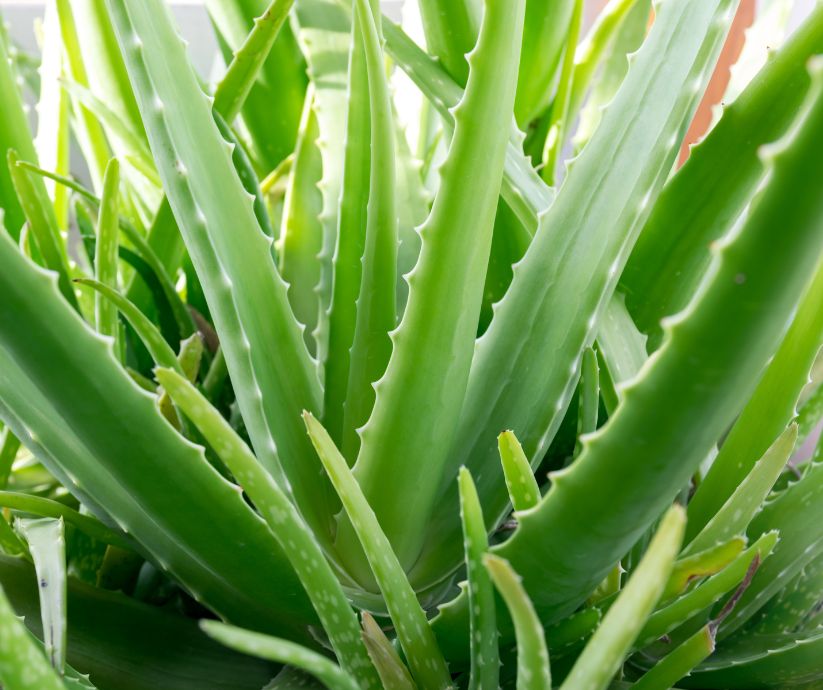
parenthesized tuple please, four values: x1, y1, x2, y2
(343, 0, 527, 574)
(459, 469, 499, 690)
(559, 506, 685, 690)
(342, 0, 398, 459)
(417, 0, 479, 84)
(360, 612, 417, 690)
(1, 554, 276, 690)
(156, 368, 379, 690)
(0, 226, 316, 637)
(0, 26, 32, 237)
(516, 0, 576, 125)
(621, 3, 823, 343)
(93, 160, 121, 345)
(630, 626, 714, 690)
(105, 0, 334, 541)
(323, 0, 378, 448)
(498, 431, 541, 512)
(303, 413, 452, 690)
(485, 554, 551, 690)
(280, 91, 323, 355)
(0, 580, 65, 690)
(205, 0, 307, 173)
(663, 537, 746, 602)
(596, 294, 648, 406)
(202, 621, 360, 690)
(15, 517, 67, 674)
(637, 533, 777, 647)
(418, 0, 740, 589)
(687, 257, 823, 538)
(0, 425, 21, 489)
(686, 426, 796, 555)
(212, 0, 296, 123)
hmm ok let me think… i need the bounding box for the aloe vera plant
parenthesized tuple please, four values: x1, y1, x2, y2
(0, 0, 822, 687)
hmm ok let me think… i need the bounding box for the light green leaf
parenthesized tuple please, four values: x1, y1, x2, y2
(630, 626, 714, 690)
(498, 431, 541, 512)
(360, 612, 418, 690)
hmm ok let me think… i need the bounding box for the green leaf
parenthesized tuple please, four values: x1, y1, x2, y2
(105, 0, 334, 541)
(0, 427, 20, 490)
(343, 0, 527, 574)
(0, 581, 65, 690)
(498, 431, 541, 512)
(663, 537, 746, 602)
(303, 413, 452, 690)
(687, 256, 823, 539)
(459, 468, 499, 690)
(419, 0, 740, 592)
(341, 0, 398, 459)
(15, 518, 67, 674)
(574, 347, 600, 458)
(74, 279, 180, 373)
(202, 621, 360, 690)
(0, 224, 315, 637)
(360, 612, 418, 690)
(212, 0, 297, 123)
(156, 368, 379, 690)
(621, 3, 823, 344)
(417, 0, 479, 84)
(687, 425, 797, 555)
(94, 159, 121, 347)
(630, 626, 714, 690)
(485, 554, 550, 690)
(559, 506, 685, 690)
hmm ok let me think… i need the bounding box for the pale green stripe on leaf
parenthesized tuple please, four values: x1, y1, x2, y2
(485, 554, 550, 690)
(94, 159, 121, 346)
(201, 621, 361, 690)
(15, 518, 66, 674)
(560, 506, 685, 690)
(156, 369, 379, 690)
(498, 431, 540, 512)
(304, 413, 452, 690)
(458, 468, 498, 690)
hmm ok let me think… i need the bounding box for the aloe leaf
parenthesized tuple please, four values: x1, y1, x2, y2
(516, 0, 577, 125)
(280, 90, 323, 355)
(74, 279, 180, 373)
(344, 0, 527, 573)
(0, 514, 26, 558)
(156, 368, 379, 690)
(686, 257, 823, 539)
(637, 533, 777, 647)
(458, 468, 499, 690)
(417, 0, 479, 84)
(341, 0, 398, 459)
(498, 431, 541, 513)
(630, 626, 715, 690)
(419, 0, 739, 589)
(0, 427, 20, 490)
(33, 1, 70, 232)
(212, 0, 296, 123)
(687, 426, 796, 556)
(720, 457, 823, 637)
(0, 581, 65, 690)
(360, 612, 417, 690)
(0, 492, 132, 551)
(322, 0, 377, 447)
(7, 152, 77, 310)
(15, 518, 67, 674)
(0, 27, 33, 237)
(559, 506, 685, 690)
(205, 0, 306, 173)
(596, 294, 648, 410)
(2, 554, 277, 690)
(0, 225, 316, 637)
(202, 621, 360, 690)
(541, 0, 584, 185)
(303, 413, 452, 689)
(621, 3, 823, 344)
(574, 347, 600, 458)
(485, 554, 550, 690)
(663, 538, 746, 602)
(93, 160, 121, 347)
(105, 0, 334, 540)
(61, 79, 159, 189)
(53, 0, 111, 191)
